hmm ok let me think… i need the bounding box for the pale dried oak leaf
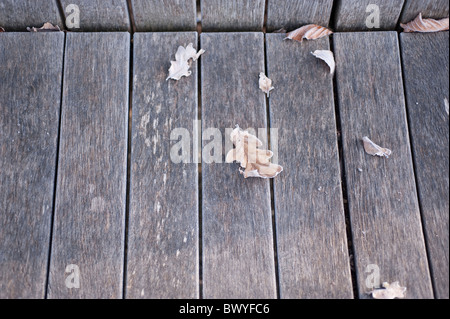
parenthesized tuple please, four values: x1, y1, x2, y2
(166, 43, 205, 81)
(226, 126, 283, 179)
(311, 50, 335, 74)
(400, 13, 449, 33)
(285, 24, 333, 42)
(27, 22, 61, 32)
(259, 73, 274, 97)
(371, 282, 407, 299)
(363, 136, 392, 158)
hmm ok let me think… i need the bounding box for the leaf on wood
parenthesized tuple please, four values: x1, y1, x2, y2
(166, 43, 205, 81)
(285, 24, 333, 43)
(311, 50, 335, 74)
(400, 13, 449, 33)
(273, 27, 287, 33)
(0, 27, 5, 32)
(445, 98, 449, 116)
(259, 73, 274, 97)
(371, 282, 407, 299)
(27, 22, 61, 32)
(363, 136, 392, 158)
(226, 126, 283, 179)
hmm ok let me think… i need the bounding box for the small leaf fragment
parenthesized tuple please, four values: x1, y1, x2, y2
(311, 50, 335, 74)
(0, 27, 5, 32)
(445, 98, 449, 116)
(259, 73, 274, 97)
(27, 22, 61, 32)
(371, 282, 407, 299)
(166, 43, 205, 81)
(363, 136, 392, 158)
(226, 125, 283, 179)
(285, 24, 333, 43)
(400, 13, 449, 33)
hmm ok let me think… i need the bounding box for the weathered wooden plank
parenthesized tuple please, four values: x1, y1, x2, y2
(131, 0, 196, 31)
(400, 31, 449, 299)
(0, 33, 64, 299)
(400, 0, 449, 24)
(267, 0, 334, 32)
(0, 0, 63, 31)
(334, 0, 405, 31)
(47, 33, 130, 298)
(60, 0, 130, 31)
(126, 32, 199, 299)
(266, 34, 353, 299)
(333, 32, 433, 298)
(201, 0, 265, 31)
(201, 32, 276, 298)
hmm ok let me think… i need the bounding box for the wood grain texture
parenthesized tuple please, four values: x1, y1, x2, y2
(0, 33, 64, 299)
(60, 0, 130, 31)
(0, 0, 63, 31)
(48, 33, 130, 299)
(334, 32, 433, 298)
(400, 31, 449, 299)
(400, 0, 449, 24)
(334, 0, 405, 31)
(266, 0, 334, 32)
(266, 34, 353, 299)
(201, 32, 276, 298)
(201, 0, 265, 31)
(131, 0, 196, 31)
(126, 32, 199, 299)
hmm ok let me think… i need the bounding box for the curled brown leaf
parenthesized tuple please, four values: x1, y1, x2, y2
(400, 13, 449, 33)
(226, 126, 283, 179)
(285, 24, 333, 43)
(27, 22, 61, 32)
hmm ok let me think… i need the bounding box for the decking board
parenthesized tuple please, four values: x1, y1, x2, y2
(131, 0, 197, 31)
(126, 32, 199, 299)
(400, 31, 449, 299)
(334, 0, 405, 31)
(266, 34, 353, 299)
(266, 0, 334, 32)
(333, 31, 433, 298)
(0, 0, 63, 31)
(0, 32, 64, 299)
(200, 32, 276, 299)
(201, 0, 265, 31)
(59, 0, 130, 31)
(400, 0, 449, 25)
(47, 32, 130, 298)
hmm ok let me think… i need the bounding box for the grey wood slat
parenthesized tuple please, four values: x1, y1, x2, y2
(266, 34, 353, 299)
(334, 0, 405, 31)
(201, 0, 265, 31)
(0, 33, 64, 299)
(267, 0, 334, 32)
(47, 33, 130, 298)
(131, 0, 196, 31)
(400, 31, 449, 299)
(400, 0, 449, 24)
(201, 32, 276, 298)
(126, 32, 199, 299)
(334, 32, 433, 299)
(60, 0, 130, 31)
(0, 0, 63, 31)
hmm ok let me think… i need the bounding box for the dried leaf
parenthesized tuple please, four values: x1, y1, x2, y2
(27, 22, 61, 32)
(400, 13, 449, 33)
(166, 43, 205, 81)
(371, 282, 407, 299)
(259, 73, 274, 97)
(226, 126, 283, 179)
(273, 28, 287, 33)
(311, 50, 335, 74)
(0, 27, 5, 32)
(285, 24, 333, 43)
(363, 136, 392, 158)
(445, 98, 449, 116)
